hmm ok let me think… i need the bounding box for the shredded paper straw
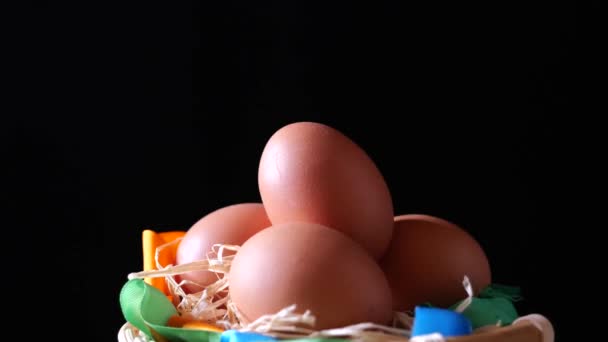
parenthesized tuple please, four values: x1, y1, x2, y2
(126, 243, 476, 340)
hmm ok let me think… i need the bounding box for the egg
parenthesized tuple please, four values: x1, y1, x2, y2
(175, 203, 271, 293)
(228, 222, 393, 329)
(379, 214, 492, 311)
(258, 122, 394, 259)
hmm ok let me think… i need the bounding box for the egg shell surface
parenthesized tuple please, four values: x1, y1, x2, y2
(228, 222, 394, 329)
(380, 214, 492, 311)
(258, 121, 394, 259)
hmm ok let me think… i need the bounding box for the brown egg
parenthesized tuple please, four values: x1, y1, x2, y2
(229, 222, 393, 329)
(380, 214, 492, 311)
(176, 203, 271, 293)
(258, 122, 394, 259)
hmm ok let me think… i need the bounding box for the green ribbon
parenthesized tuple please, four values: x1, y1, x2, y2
(449, 283, 521, 329)
(119, 278, 221, 342)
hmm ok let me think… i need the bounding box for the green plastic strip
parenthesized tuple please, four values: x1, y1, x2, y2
(119, 278, 221, 342)
(449, 284, 521, 329)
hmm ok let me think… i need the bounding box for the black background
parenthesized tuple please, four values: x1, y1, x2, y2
(5, 1, 579, 341)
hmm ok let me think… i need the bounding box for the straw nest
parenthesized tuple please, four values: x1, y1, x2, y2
(121, 239, 481, 342)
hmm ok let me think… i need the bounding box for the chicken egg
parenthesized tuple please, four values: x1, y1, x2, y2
(175, 203, 271, 293)
(380, 214, 492, 311)
(258, 122, 394, 259)
(228, 222, 393, 329)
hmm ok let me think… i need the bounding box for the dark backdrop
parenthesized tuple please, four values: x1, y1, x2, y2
(6, 1, 576, 341)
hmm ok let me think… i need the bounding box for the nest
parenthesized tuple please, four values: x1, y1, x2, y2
(127, 240, 430, 339)
(124, 239, 486, 342)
